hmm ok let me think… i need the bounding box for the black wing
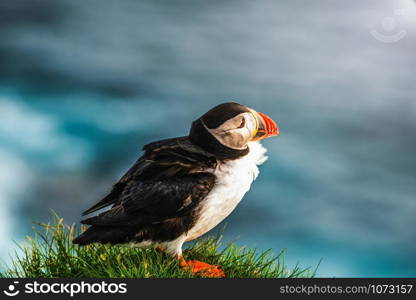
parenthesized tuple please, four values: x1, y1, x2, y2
(80, 137, 217, 227)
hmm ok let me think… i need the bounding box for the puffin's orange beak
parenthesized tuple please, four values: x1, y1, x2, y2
(252, 111, 279, 140)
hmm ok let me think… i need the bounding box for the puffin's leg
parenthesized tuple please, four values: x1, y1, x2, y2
(179, 256, 225, 278)
(164, 238, 225, 278)
(155, 246, 165, 254)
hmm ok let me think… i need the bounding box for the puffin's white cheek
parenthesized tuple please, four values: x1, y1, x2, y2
(218, 132, 246, 149)
(245, 116, 257, 137)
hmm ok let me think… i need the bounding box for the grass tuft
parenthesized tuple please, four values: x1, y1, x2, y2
(1, 215, 317, 278)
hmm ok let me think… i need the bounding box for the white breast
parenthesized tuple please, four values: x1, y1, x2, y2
(184, 142, 268, 241)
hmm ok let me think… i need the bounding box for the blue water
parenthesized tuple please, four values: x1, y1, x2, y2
(1, 0, 415, 277)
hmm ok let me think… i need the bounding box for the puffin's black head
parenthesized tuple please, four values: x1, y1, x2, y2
(189, 102, 279, 160)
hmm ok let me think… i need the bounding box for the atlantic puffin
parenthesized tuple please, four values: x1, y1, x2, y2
(73, 102, 279, 277)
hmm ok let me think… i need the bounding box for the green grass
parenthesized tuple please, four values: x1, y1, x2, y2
(0, 216, 318, 278)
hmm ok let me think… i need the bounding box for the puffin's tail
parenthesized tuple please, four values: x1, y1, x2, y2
(73, 226, 130, 246)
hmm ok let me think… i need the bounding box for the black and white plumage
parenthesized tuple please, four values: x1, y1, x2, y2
(73, 102, 279, 275)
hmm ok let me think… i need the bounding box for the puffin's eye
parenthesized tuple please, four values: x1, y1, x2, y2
(238, 117, 245, 128)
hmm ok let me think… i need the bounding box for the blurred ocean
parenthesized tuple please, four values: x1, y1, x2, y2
(0, 0, 415, 277)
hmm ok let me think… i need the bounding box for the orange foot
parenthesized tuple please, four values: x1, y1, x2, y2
(180, 259, 225, 278)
